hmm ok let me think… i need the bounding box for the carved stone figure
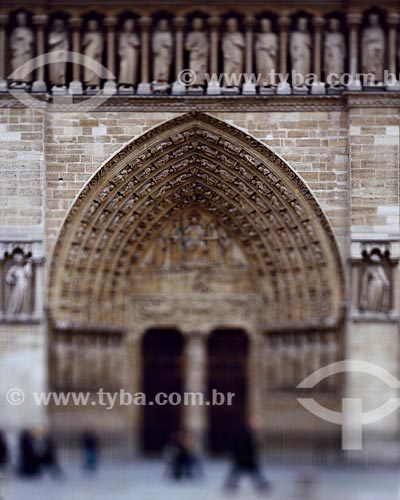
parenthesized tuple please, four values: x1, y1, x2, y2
(185, 17, 209, 87)
(359, 253, 390, 312)
(152, 19, 173, 83)
(48, 19, 69, 87)
(222, 17, 245, 87)
(5, 248, 32, 315)
(361, 13, 385, 83)
(82, 19, 103, 88)
(10, 12, 34, 85)
(118, 18, 140, 87)
(324, 18, 345, 83)
(184, 211, 207, 263)
(290, 17, 311, 81)
(255, 18, 278, 87)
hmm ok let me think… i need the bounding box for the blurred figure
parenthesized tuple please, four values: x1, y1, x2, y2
(18, 429, 40, 477)
(164, 430, 202, 480)
(81, 430, 99, 472)
(223, 421, 270, 492)
(37, 431, 63, 479)
(0, 431, 8, 473)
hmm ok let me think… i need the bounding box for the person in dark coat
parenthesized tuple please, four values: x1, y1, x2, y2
(18, 429, 40, 477)
(81, 431, 99, 472)
(0, 431, 9, 472)
(39, 433, 63, 478)
(224, 421, 270, 492)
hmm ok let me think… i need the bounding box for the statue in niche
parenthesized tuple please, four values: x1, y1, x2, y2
(184, 211, 207, 263)
(10, 12, 34, 86)
(118, 18, 140, 88)
(48, 18, 69, 87)
(185, 17, 209, 87)
(324, 18, 345, 84)
(169, 220, 183, 266)
(152, 19, 173, 88)
(359, 253, 390, 312)
(222, 17, 245, 87)
(82, 19, 103, 88)
(361, 13, 385, 83)
(290, 17, 311, 83)
(255, 18, 278, 87)
(206, 222, 221, 264)
(5, 248, 33, 316)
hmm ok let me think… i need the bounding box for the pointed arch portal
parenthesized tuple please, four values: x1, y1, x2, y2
(49, 112, 345, 332)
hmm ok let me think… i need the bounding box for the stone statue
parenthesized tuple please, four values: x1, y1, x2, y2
(290, 17, 311, 82)
(185, 17, 209, 87)
(5, 249, 32, 315)
(48, 19, 69, 87)
(10, 12, 34, 85)
(82, 19, 103, 88)
(324, 18, 345, 83)
(360, 253, 390, 312)
(206, 222, 221, 264)
(361, 13, 385, 83)
(184, 211, 207, 262)
(255, 18, 277, 87)
(222, 17, 245, 87)
(152, 19, 173, 83)
(118, 18, 140, 87)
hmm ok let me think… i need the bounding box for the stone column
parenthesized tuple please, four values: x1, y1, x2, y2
(242, 16, 256, 95)
(68, 17, 83, 95)
(183, 332, 207, 450)
(386, 13, 400, 90)
(32, 15, 48, 92)
(347, 13, 362, 90)
(172, 16, 186, 95)
(311, 16, 326, 94)
(103, 17, 117, 95)
(137, 16, 152, 95)
(0, 15, 8, 92)
(207, 16, 221, 95)
(277, 15, 291, 94)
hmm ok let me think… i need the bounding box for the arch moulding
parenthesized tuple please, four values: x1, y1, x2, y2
(48, 112, 345, 332)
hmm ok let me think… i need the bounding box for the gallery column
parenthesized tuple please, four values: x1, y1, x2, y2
(277, 15, 291, 94)
(386, 12, 400, 90)
(137, 16, 152, 95)
(243, 16, 256, 95)
(311, 16, 325, 94)
(103, 17, 117, 94)
(172, 16, 186, 95)
(32, 15, 48, 92)
(0, 15, 8, 92)
(347, 13, 362, 90)
(69, 17, 83, 95)
(207, 16, 221, 95)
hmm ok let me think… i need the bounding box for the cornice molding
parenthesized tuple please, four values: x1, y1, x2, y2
(1, 92, 400, 112)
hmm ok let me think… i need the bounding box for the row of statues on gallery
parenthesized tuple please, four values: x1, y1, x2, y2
(4, 12, 395, 95)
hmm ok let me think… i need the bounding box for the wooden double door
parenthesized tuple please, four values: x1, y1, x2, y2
(142, 328, 248, 453)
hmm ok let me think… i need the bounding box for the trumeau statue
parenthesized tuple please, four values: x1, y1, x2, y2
(152, 19, 173, 83)
(255, 18, 278, 87)
(5, 248, 32, 316)
(185, 17, 209, 87)
(324, 18, 345, 83)
(290, 17, 311, 81)
(48, 19, 69, 87)
(361, 13, 385, 83)
(359, 253, 390, 313)
(118, 18, 140, 87)
(222, 17, 245, 86)
(10, 12, 34, 85)
(82, 19, 103, 88)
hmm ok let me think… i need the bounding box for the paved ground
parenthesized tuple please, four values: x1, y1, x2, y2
(2, 460, 400, 500)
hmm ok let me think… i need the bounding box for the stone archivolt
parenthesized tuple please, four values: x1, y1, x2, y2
(49, 112, 344, 332)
